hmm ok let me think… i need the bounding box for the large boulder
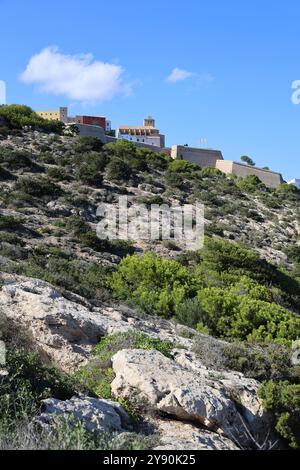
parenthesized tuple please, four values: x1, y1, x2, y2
(35, 396, 131, 434)
(152, 419, 239, 450)
(111, 349, 271, 448)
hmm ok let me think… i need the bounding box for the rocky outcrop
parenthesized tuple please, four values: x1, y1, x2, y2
(111, 349, 271, 448)
(0, 273, 194, 371)
(152, 420, 239, 450)
(0, 273, 274, 450)
(35, 396, 131, 434)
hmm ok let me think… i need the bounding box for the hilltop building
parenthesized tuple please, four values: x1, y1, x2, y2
(36, 107, 68, 124)
(116, 116, 165, 148)
(71, 115, 106, 130)
(36, 107, 111, 132)
(288, 178, 300, 189)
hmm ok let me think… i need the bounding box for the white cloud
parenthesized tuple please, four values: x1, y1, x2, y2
(20, 46, 132, 104)
(166, 67, 195, 83)
(166, 68, 214, 86)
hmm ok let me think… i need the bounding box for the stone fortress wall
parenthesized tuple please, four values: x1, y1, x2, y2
(171, 145, 224, 167)
(170, 145, 283, 189)
(215, 160, 283, 189)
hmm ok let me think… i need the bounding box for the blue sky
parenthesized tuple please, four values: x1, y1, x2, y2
(1, 0, 300, 180)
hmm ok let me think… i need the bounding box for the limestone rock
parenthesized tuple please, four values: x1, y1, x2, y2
(0, 273, 194, 371)
(35, 396, 131, 434)
(152, 419, 239, 450)
(111, 349, 270, 447)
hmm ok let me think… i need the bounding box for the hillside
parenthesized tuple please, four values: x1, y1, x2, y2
(0, 110, 300, 450)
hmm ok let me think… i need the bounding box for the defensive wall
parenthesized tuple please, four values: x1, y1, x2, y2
(215, 160, 283, 189)
(171, 145, 224, 167)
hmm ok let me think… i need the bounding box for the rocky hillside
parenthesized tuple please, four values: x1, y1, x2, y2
(0, 107, 300, 450)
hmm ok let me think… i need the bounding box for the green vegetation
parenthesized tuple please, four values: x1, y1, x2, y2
(18, 244, 111, 302)
(0, 214, 23, 231)
(15, 176, 63, 198)
(0, 122, 299, 449)
(111, 238, 300, 344)
(237, 175, 266, 193)
(0, 349, 77, 431)
(75, 136, 104, 153)
(75, 331, 173, 419)
(111, 252, 199, 317)
(75, 151, 108, 186)
(240, 155, 256, 166)
(259, 381, 300, 449)
(106, 158, 132, 182)
(0, 105, 63, 134)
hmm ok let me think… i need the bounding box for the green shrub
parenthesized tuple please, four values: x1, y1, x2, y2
(259, 380, 300, 449)
(144, 151, 171, 170)
(168, 159, 197, 173)
(197, 287, 300, 343)
(0, 149, 40, 171)
(165, 170, 185, 188)
(75, 165, 103, 186)
(0, 214, 23, 230)
(0, 350, 76, 429)
(106, 158, 132, 182)
(0, 104, 63, 134)
(75, 136, 104, 153)
(93, 330, 173, 362)
(136, 195, 164, 206)
(47, 166, 71, 182)
(175, 298, 206, 329)
(237, 175, 267, 193)
(15, 177, 62, 198)
(20, 245, 111, 301)
(0, 166, 13, 180)
(0, 232, 25, 246)
(111, 253, 199, 317)
(277, 183, 299, 195)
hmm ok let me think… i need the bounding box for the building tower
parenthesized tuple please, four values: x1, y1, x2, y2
(144, 116, 155, 127)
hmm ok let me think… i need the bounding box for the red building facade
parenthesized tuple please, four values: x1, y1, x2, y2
(76, 115, 106, 129)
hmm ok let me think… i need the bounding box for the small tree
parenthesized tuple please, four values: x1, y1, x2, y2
(241, 155, 255, 166)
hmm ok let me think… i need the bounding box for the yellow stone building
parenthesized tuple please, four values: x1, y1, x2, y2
(35, 107, 68, 123)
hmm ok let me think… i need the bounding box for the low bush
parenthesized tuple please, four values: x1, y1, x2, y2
(47, 166, 71, 182)
(0, 214, 23, 231)
(0, 350, 77, 430)
(259, 380, 300, 449)
(0, 105, 63, 134)
(237, 175, 267, 193)
(0, 149, 41, 172)
(111, 253, 199, 317)
(74, 136, 104, 153)
(106, 158, 132, 182)
(0, 166, 14, 181)
(19, 245, 111, 301)
(15, 177, 63, 198)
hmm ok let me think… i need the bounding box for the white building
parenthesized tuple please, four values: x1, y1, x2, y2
(288, 178, 300, 189)
(116, 116, 165, 148)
